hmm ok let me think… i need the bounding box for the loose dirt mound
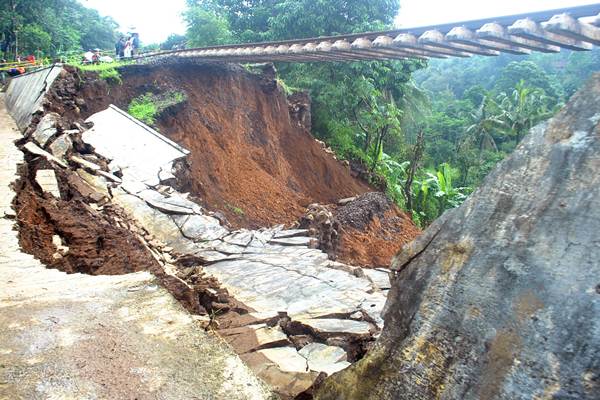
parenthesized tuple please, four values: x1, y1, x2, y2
(49, 63, 371, 229)
(299, 193, 421, 268)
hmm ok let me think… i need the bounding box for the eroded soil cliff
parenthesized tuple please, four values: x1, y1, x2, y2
(43, 63, 419, 267)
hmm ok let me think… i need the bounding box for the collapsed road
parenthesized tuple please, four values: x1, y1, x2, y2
(1, 63, 414, 398)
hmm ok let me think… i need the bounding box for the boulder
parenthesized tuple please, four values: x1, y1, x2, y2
(316, 75, 600, 399)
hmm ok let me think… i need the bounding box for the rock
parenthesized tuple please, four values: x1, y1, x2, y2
(48, 134, 72, 159)
(51, 234, 69, 256)
(22, 142, 67, 168)
(337, 196, 357, 206)
(31, 112, 59, 147)
(316, 74, 600, 400)
(299, 343, 350, 376)
(35, 169, 61, 198)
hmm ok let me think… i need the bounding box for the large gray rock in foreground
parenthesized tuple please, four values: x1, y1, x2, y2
(316, 76, 600, 399)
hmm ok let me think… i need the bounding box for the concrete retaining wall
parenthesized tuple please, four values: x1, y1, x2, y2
(5, 65, 63, 131)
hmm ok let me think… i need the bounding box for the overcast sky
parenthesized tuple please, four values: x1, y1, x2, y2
(79, 0, 598, 44)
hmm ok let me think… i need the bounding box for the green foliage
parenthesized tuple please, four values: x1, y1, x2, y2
(128, 93, 158, 125)
(127, 91, 187, 126)
(98, 68, 121, 84)
(184, 6, 233, 47)
(17, 24, 51, 55)
(161, 34, 187, 50)
(226, 203, 245, 216)
(0, 0, 118, 58)
(75, 61, 134, 84)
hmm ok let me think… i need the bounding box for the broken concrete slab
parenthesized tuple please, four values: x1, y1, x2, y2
(273, 229, 310, 239)
(221, 324, 290, 354)
(137, 189, 207, 216)
(241, 352, 318, 397)
(259, 347, 308, 373)
(70, 155, 101, 171)
(172, 214, 228, 241)
(84, 105, 189, 186)
(299, 343, 350, 375)
(23, 142, 67, 168)
(296, 318, 373, 336)
(97, 169, 122, 183)
(269, 236, 315, 247)
(35, 169, 61, 198)
(31, 112, 59, 147)
(223, 230, 255, 247)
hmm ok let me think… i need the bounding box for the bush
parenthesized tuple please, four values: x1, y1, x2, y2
(98, 68, 122, 84)
(128, 93, 157, 125)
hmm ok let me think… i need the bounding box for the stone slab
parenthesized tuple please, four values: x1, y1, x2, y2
(299, 343, 350, 375)
(35, 169, 61, 198)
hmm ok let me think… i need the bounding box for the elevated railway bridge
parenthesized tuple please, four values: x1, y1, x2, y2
(135, 4, 600, 64)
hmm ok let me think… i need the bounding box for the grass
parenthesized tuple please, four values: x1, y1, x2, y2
(128, 93, 158, 125)
(127, 90, 187, 126)
(225, 203, 245, 216)
(73, 60, 133, 85)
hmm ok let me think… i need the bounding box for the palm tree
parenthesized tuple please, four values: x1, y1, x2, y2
(465, 96, 506, 153)
(498, 80, 552, 143)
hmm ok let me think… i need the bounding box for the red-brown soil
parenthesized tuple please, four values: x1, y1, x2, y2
(13, 158, 160, 275)
(299, 192, 421, 268)
(337, 209, 421, 268)
(50, 63, 371, 229)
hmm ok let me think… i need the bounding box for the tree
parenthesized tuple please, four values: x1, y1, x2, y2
(494, 61, 561, 101)
(161, 34, 187, 50)
(498, 80, 553, 143)
(0, 0, 117, 58)
(465, 96, 506, 153)
(184, 5, 233, 47)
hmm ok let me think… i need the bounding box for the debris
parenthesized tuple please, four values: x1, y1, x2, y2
(35, 169, 61, 198)
(22, 142, 67, 168)
(31, 112, 59, 147)
(70, 155, 101, 171)
(48, 134, 73, 159)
